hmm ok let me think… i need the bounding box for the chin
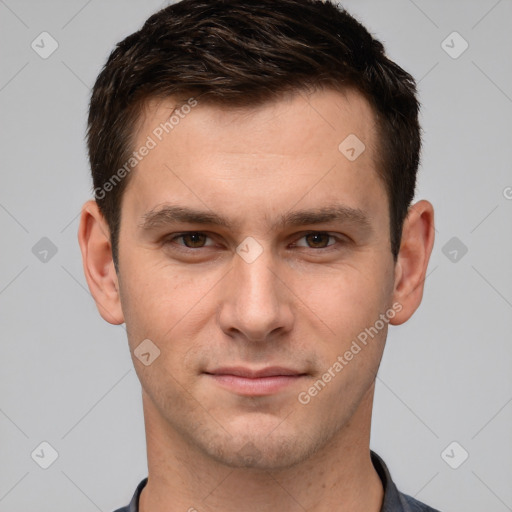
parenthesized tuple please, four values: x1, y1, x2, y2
(196, 423, 322, 471)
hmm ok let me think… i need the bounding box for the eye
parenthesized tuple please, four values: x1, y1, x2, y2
(165, 232, 215, 248)
(293, 232, 339, 249)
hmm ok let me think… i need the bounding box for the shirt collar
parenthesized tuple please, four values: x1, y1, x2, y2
(371, 450, 409, 511)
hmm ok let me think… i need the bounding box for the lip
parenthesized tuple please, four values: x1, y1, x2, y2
(206, 366, 304, 378)
(204, 366, 307, 396)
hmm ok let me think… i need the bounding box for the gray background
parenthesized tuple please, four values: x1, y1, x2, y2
(1, 0, 511, 511)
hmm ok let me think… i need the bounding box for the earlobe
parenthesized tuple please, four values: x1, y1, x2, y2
(389, 200, 435, 326)
(77, 200, 125, 325)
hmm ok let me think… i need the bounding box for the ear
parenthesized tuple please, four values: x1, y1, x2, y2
(77, 200, 124, 325)
(389, 200, 435, 325)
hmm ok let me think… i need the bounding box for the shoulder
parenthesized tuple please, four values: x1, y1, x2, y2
(398, 491, 442, 512)
(111, 477, 148, 512)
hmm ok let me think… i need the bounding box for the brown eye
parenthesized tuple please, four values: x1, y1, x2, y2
(180, 233, 208, 248)
(304, 233, 333, 248)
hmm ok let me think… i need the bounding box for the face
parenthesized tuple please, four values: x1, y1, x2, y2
(109, 88, 400, 469)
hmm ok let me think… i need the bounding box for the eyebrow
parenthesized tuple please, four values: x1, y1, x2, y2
(138, 204, 373, 233)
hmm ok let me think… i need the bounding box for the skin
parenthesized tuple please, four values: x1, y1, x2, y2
(78, 87, 435, 512)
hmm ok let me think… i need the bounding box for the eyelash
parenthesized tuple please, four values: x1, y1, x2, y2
(163, 231, 346, 251)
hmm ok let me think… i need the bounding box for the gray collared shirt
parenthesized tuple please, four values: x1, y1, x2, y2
(113, 451, 441, 512)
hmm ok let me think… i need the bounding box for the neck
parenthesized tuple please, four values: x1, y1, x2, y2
(139, 385, 383, 512)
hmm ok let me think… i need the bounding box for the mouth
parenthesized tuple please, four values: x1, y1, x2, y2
(203, 366, 308, 396)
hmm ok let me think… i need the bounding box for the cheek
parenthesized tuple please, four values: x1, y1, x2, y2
(120, 259, 199, 322)
(293, 262, 392, 343)
(117, 259, 224, 363)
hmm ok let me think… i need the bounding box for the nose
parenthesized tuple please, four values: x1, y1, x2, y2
(217, 243, 294, 342)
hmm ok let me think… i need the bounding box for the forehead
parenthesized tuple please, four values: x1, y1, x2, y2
(136, 87, 377, 157)
(123, 87, 386, 231)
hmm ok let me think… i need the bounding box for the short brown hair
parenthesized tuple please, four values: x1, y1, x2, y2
(87, 0, 421, 268)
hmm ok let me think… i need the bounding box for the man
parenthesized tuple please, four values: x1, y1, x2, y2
(78, 0, 438, 510)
